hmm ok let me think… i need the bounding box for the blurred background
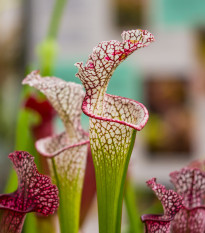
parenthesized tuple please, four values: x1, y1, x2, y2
(1, 0, 205, 232)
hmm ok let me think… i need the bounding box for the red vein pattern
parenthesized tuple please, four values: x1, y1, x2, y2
(170, 168, 205, 233)
(75, 29, 153, 130)
(75, 29, 153, 168)
(0, 151, 59, 233)
(141, 178, 183, 233)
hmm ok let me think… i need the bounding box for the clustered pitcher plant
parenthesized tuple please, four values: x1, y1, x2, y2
(141, 162, 205, 233)
(1, 26, 205, 233)
(75, 29, 154, 233)
(22, 71, 90, 233)
(0, 151, 59, 233)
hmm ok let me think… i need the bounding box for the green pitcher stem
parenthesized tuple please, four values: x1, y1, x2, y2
(39, 0, 68, 77)
(116, 130, 137, 233)
(59, 183, 82, 233)
(93, 130, 137, 233)
(124, 179, 142, 233)
(51, 158, 82, 233)
(47, 0, 68, 40)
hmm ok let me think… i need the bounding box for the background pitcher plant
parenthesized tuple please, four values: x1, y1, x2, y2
(0, 151, 59, 233)
(22, 71, 89, 233)
(170, 167, 205, 233)
(141, 178, 183, 233)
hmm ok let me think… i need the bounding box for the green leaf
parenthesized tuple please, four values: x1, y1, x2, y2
(37, 39, 59, 77)
(5, 106, 40, 194)
(124, 179, 143, 233)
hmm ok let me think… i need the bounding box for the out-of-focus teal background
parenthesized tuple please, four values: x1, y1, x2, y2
(151, 0, 205, 27)
(1, 0, 205, 231)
